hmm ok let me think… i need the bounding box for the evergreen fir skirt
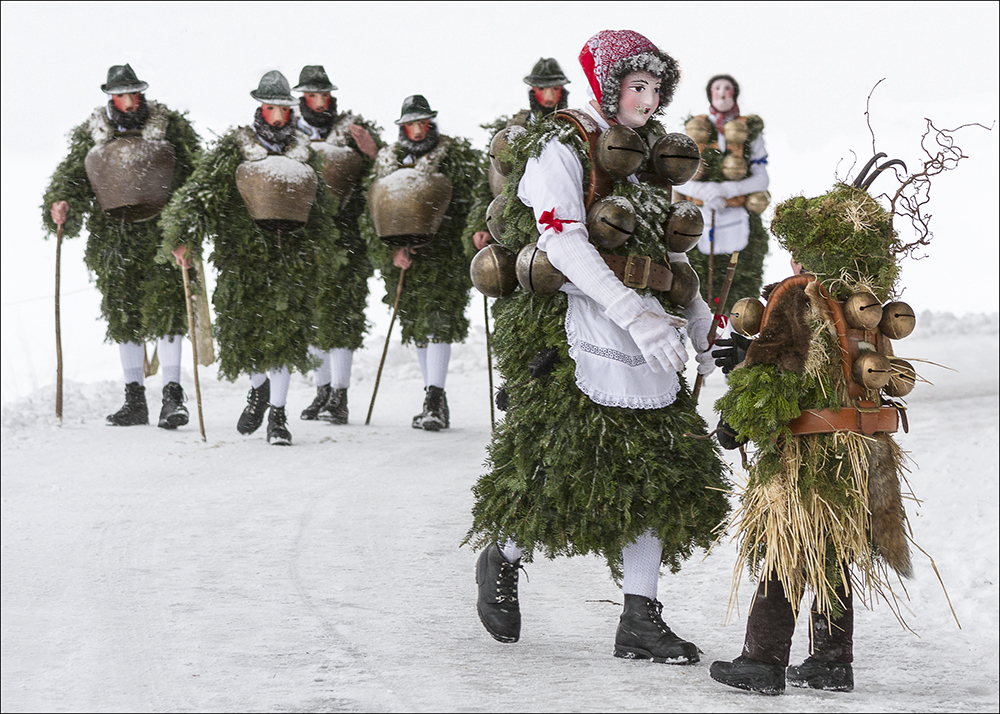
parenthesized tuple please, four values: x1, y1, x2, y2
(467, 292, 731, 578)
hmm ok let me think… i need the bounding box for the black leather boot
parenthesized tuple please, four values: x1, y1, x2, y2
(266, 405, 292, 445)
(412, 385, 449, 431)
(710, 656, 786, 695)
(158, 382, 189, 429)
(324, 387, 349, 425)
(786, 657, 853, 691)
(475, 544, 521, 643)
(237, 379, 270, 435)
(614, 594, 699, 664)
(107, 382, 148, 426)
(300, 384, 332, 421)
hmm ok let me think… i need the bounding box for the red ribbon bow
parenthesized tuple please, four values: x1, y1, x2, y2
(538, 209, 579, 234)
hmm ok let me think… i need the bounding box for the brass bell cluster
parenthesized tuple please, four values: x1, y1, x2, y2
(683, 115, 769, 216)
(728, 291, 918, 397)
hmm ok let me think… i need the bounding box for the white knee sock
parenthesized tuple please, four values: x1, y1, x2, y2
(249, 372, 268, 389)
(329, 348, 353, 389)
(622, 529, 663, 601)
(157, 334, 183, 386)
(119, 341, 145, 385)
(268, 366, 291, 408)
(309, 346, 331, 387)
(426, 342, 451, 389)
(416, 345, 429, 386)
(500, 537, 524, 564)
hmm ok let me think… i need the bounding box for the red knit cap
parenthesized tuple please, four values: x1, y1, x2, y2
(578, 29, 679, 118)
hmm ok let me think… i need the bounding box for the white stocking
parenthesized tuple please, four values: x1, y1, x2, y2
(622, 529, 663, 601)
(308, 346, 331, 386)
(329, 348, 353, 389)
(268, 366, 291, 408)
(119, 341, 145, 385)
(426, 342, 451, 389)
(157, 334, 183, 385)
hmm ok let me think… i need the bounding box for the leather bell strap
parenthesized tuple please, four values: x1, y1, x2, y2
(787, 401, 900, 436)
(601, 253, 673, 292)
(674, 192, 746, 209)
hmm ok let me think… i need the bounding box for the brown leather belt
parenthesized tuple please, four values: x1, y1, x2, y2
(674, 192, 746, 209)
(601, 254, 673, 291)
(788, 401, 899, 436)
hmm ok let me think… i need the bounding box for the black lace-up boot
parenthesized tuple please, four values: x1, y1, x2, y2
(786, 657, 853, 691)
(158, 382, 189, 429)
(107, 382, 148, 426)
(614, 594, 699, 664)
(475, 544, 521, 643)
(412, 385, 449, 431)
(237, 378, 270, 435)
(266, 405, 292, 445)
(710, 656, 786, 694)
(300, 384, 332, 421)
(323, 387, 349, 425)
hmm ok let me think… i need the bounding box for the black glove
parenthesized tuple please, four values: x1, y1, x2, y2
(495, 386, 509, 412)
(716, 418, 746, 450)
(711, 334, 752, 374)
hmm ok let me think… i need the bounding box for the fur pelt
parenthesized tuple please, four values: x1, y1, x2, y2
(744, 282, 812, 373)
(88, 97, 169, 145)
(867, 434, 913, 577)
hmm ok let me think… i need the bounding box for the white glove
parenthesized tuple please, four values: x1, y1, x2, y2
(695, 346, 717, 376)
(685, 298, 716, 376)
(700, 183, 728, 212)
(627, 311, 689, 373)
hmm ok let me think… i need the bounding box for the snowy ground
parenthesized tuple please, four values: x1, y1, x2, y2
(2, 310, 998, 713)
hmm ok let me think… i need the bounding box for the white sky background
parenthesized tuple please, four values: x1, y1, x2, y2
(1, 0, 998, 401)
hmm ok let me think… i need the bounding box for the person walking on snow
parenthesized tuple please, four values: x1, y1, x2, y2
(42, 64, 202, 430)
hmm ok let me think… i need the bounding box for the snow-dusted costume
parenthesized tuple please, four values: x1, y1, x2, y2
(465, 30, 730, 662)
(41, 64, 202, 429)
(291, 65, 382, 426)
(161, 71, 343, 445)
(359, 95, 482, 430)
(708, 161, 927, 694)
(674, 75, 769, 315)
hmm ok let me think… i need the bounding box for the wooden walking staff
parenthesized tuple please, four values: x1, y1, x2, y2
(484, 295, 495, 429)
(692, 250, 740, 402)
(50, 201, 69, 422)
(175, 246, 206, 440)
(366, 266, 407, 425)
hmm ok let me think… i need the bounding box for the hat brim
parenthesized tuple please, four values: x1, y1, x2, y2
(292, 83, 338, 93)
(103, 81, 149, 94)
(394, 111, 437, 125)
(523, 77, 569, 88)
(250, 90, 296, 106)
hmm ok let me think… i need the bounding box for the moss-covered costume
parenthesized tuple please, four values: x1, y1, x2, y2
(41, 101, 201, 344)
(466, 114, 731, 578)
(160, 127, 343, 380)
(360, 134, 482, 345)
(713, 183, 915, 673)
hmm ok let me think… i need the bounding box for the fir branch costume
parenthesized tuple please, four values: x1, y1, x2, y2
(42, 100, 201, 344)
(160, 126, 343, 380)
(466, 112, 730, 578)
(360, 130, 481, 346)
(300, 110, 381, 353)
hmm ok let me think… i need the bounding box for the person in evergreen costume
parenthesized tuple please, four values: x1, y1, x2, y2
(708, 164, 923, 694)
(469, 58, 573, 253)
(360, 95, 482, 431)
(674, 74, 769, 316)
(465, 30, 730, 662)
(291, 65, 382, 425)
(42, 64, 201, 429)
(161, 70, 344, 445)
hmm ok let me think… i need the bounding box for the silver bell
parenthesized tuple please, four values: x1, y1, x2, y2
(470, 244, 519, 298)
(662, 200, 704, 253)
(595, 125, 647, 179)
(516, 243, 566, 294)
(587, 196, 636, 249)
(650, 133, 701, 185)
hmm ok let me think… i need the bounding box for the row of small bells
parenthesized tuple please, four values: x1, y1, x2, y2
(683, 114, 769, 215)
(729, 292, 918, 397)
(471, 123, 705, 305)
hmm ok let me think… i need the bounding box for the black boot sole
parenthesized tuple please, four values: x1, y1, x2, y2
(613, 646, 699, 665)
(159, 413, 189, 430)
(476, 605, 519, 643)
